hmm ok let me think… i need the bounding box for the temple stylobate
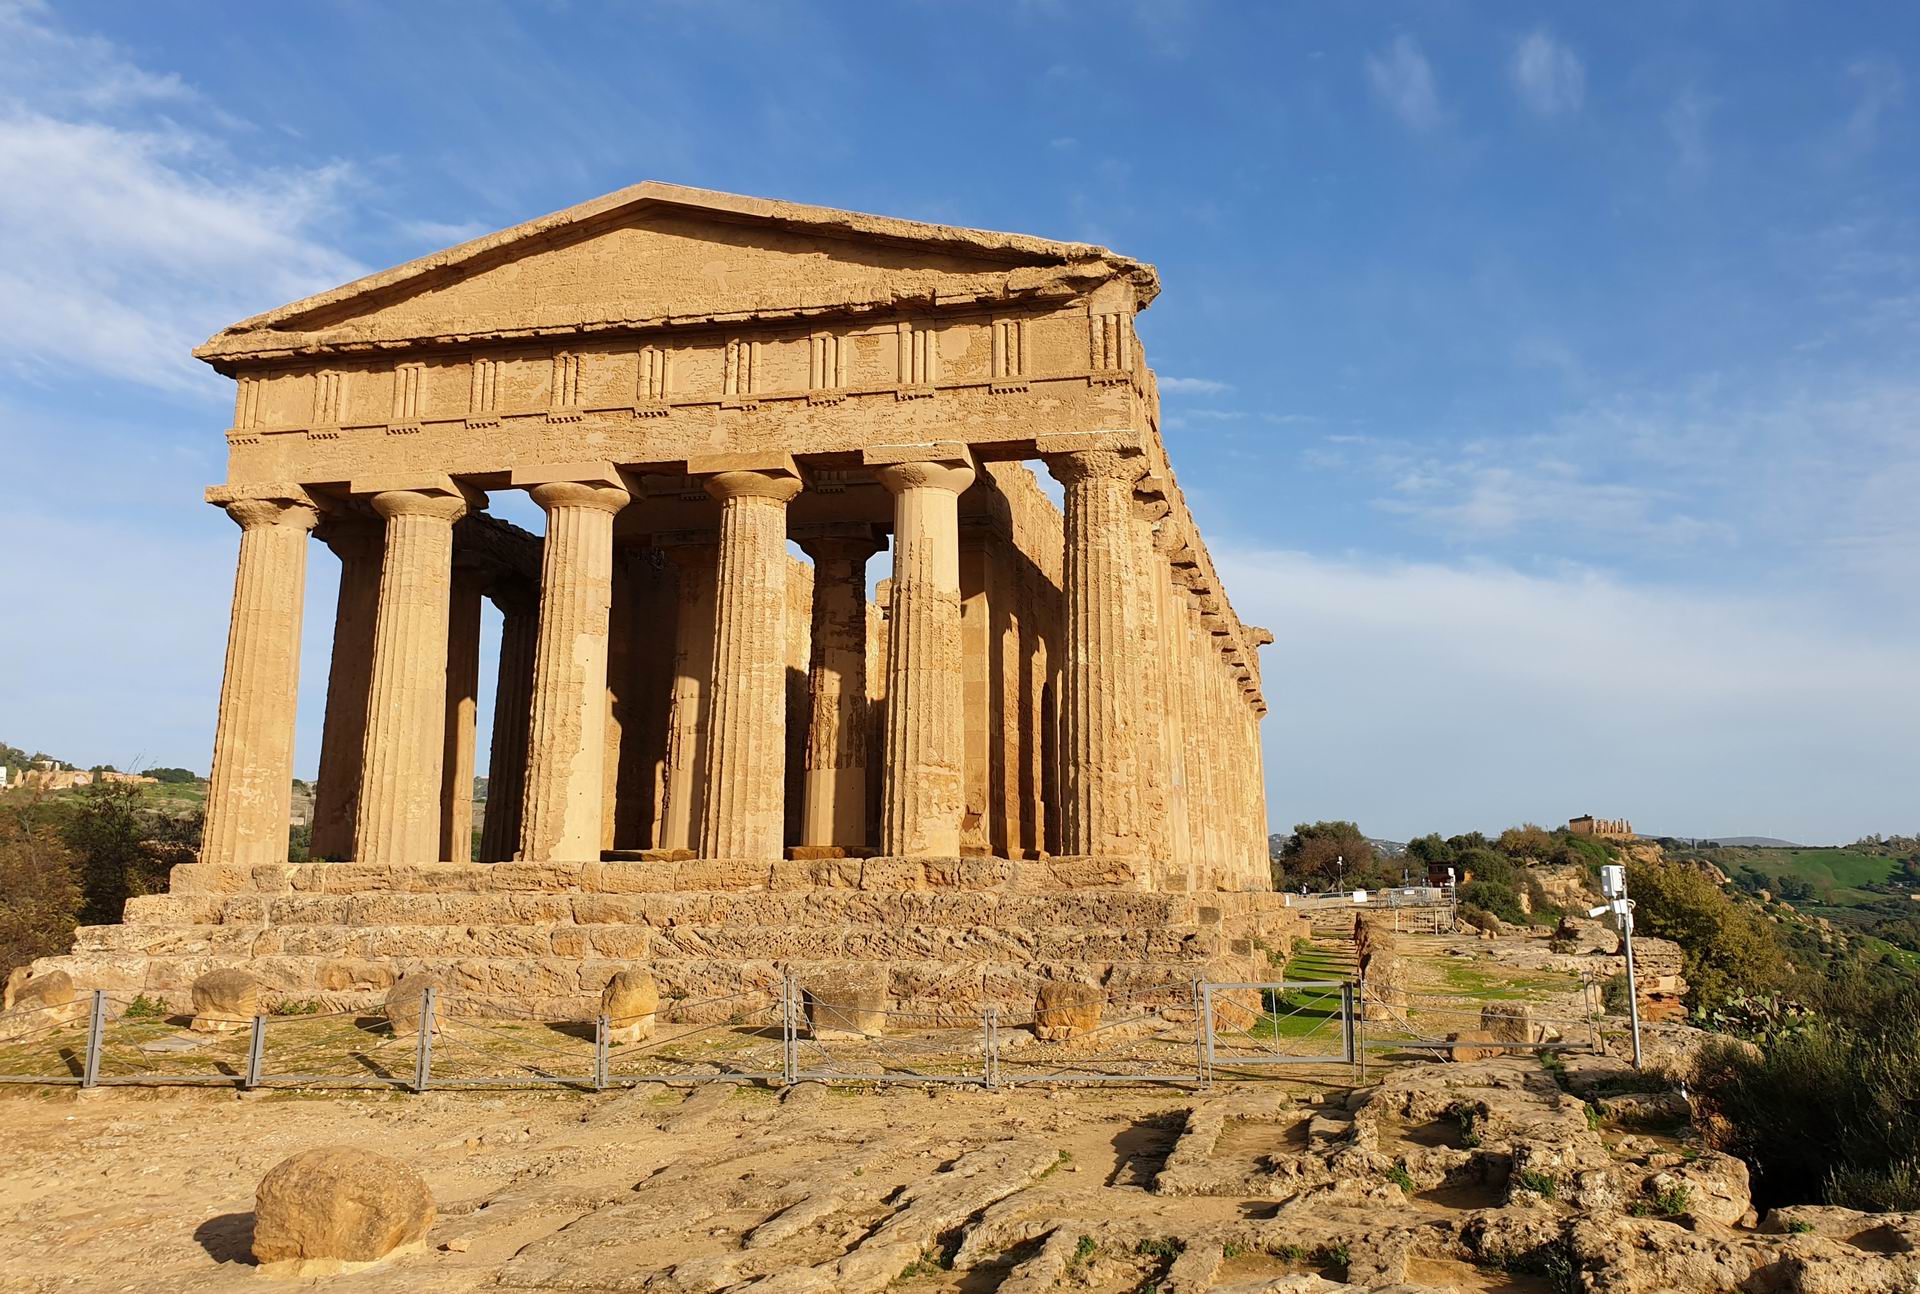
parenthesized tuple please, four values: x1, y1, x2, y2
(193, 182, 1272, 892)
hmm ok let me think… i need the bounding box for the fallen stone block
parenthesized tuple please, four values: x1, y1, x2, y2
(601, 967, 659, 1044)
(252, 1145, 435, 1275)
(190, 967, 262, 1033)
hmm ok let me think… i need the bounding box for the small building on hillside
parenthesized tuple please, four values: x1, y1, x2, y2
(1569, 814, 1634, 841)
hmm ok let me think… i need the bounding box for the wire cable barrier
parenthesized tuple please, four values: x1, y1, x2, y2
(0, 972, 1606, 1093)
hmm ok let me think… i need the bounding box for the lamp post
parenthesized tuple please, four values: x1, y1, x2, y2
(1591, 864, 1643, 1069)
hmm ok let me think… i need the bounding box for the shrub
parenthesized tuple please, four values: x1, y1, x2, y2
(1514, 1169, 1559, 1199)
(0, 798, 82, 973)
(1691, 1003, 1920, 1211)
(1626, 857, 1788, 1009)
(1386, 1162, 1415, 1194)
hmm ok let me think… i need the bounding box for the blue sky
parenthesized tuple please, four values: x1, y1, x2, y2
(2, 1, 1915, 844)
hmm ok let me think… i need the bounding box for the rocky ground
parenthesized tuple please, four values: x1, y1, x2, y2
(1, 921, 1907, 1293)
(1, 1037, 1913, 1294)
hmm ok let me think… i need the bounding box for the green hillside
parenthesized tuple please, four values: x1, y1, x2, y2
(1686, 843, 1915, 909)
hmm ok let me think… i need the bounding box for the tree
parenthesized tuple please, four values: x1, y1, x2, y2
(1278, 821, 1374, 886)
(62, 781, 199, 926)
(146, 768, 198, 785)
(1626, 856, 1789, 1009)
(1497, 823, 1556, 860)
(0, 797, 81, 973)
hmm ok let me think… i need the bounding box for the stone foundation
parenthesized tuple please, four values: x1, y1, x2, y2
(33, 858, 1303, 1023)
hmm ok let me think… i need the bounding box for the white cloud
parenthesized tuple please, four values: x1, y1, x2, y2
(1366, 35, 1444, 133)
(1665, 87, 1715, 174)
(0, 8, 363, 393)
(1220, 549, 1920, 843)
(1160, 375, 1234, 395)
(1510, 30, 1584, 116)
(1843, 56, 1904, 152)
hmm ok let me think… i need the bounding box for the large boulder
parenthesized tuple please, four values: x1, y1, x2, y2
(190, 968, 262, 1033)
(601, 968, 659, 1045)
(383, 973, 441, 1038)
(252, 1146, 435, 1274)
(1032, 980, 1104, 1042)
(801, 966, 888, 1039)
(0, 968, 84, 1041)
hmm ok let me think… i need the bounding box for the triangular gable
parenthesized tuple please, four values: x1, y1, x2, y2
(196, 182, 1156, 368)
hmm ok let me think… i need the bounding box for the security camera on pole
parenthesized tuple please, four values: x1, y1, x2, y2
(1587, 863, 1643, 1069)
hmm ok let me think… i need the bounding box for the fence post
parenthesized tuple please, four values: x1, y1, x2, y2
(413, 986, 435, 1093)
(1341, 983, 1357, 1068)
(982, 1006, 998, 1090)
(594, 1014, 608, 1092)
(781, 975, 797, 1086)
(245, 1014, 266, 1089)
(1194, 980, 1211, 1088)
(81, 990, 106, 1089)
(1353, 978, 1366, 1083)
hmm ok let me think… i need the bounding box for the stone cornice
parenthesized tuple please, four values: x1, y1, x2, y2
(195, 181, 1158, 372)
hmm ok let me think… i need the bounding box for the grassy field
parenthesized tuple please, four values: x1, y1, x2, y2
(1717, 847, 1903, 907)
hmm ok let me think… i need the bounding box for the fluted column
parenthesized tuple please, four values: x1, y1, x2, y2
(479, 579, 538, 862)
(698, 468, 802, 860)
(659, 539, 718, 851)
(1152, 534, 1192, 890)
(871, 455, 975, 857)
(1042, 442, 1150, 857)
(353, 484, 474, 862)
(517, 480, 630, 863)
(200, 487, 321, 866)
(438, 566, 484, 862)
(797, 529, 882, 848)
(310, 515, 382, 860)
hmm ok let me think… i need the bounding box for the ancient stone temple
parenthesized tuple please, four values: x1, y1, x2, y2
(40, 184, 1289, 1015)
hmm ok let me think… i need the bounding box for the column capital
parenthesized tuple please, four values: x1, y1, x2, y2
(1040, 443, 1149, 487)
(485, 574, 540, 618)
(872, 458, 976, 496)
(205, 483, 323, 532)
(793, 523, 885, 563)
(703, 469, 803, 505)
(352, 474, 485, 523)
(528, 481, 630, 514)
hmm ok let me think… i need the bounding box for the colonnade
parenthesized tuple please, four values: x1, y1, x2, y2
(198, 439, 1269, 886)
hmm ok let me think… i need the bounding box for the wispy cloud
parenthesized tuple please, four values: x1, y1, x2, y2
(1510, 30, 1584, 116)
(1160, 375, 1235, 395)
(1665, 87, 1715, 174)
(1366, 35, 1444, 133)
(1221, 547, 1919, 842)
(0, 5, 363, 393)
(1843, 56, 1904, 153)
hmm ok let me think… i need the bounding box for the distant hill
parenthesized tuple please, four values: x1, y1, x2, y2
(1715, 836, 1806, 849)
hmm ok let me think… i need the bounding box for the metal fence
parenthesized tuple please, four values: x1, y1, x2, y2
(0, 975, 1602, 1093)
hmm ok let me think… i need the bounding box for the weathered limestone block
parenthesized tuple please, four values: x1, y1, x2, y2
(190, 967, 262, 1032)
(1446, 1031, 1505, 1064)
(384, 972, 441, 1036)
(803, 965, 890, 1039)
(252, 1146, 435, 1274)
(0, 969, 84, 1041)
(1032, 979, 1104, 1041)
(601, 968, 659, 1044)
(1481, 1002, 1552, 1048)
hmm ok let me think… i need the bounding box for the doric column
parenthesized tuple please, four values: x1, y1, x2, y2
(512, 469, 631, 863)
(1151, 525, 1192, 890)
(478, 578, 537, 862)
(658, 536, 717, 852)
(696, 461, 803, 860)
(438, 565, 484, 862)
(352, 479, 477, 863)
(1040, 436, 1150, 858)
(867, 447, 975, 857)
(200, 485, 322, 866)
(309, 514, 382, 861)
(795, 527, 883, 848)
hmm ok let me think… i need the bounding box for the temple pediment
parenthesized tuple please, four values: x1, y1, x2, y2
(196, 182, 1157, 370)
